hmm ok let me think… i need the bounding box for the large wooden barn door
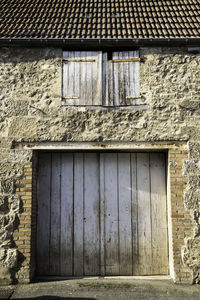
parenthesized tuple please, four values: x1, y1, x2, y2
(37, 152, 169, 276)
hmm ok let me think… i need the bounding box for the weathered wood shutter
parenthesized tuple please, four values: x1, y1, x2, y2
(62, 51, 102, 105)
(103, 51, 140, 106)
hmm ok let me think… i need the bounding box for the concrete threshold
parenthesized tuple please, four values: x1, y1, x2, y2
(11, 276, 200, 300)
(36, 275, 172, 282)
(103, 275, 172, 280)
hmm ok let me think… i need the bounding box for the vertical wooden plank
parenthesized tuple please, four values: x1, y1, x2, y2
(89, 51, 94, 105)
(118, 52, 126, 105)
(123, 52, 129, 105)
(131, 153, 139, 275)
(37, 153, 51, 275)
(109, 55, 114, 106)
(62, 51, 70, 99)
(112, 52, 119, 106)
(100, 153, 105, 275)
(84, 52, 90, 105)
(102, 52, 108, 106)
(73, 153, 84, 276)
(127, 51, 131, 99)
(49, 153, 61, 275)
(87, 51, 94, 105)
(118, 153, 132, 275)
(136, 153, 152, 275)
(103, 153, 119, 275)
(78, 52, 85, 106)
(128, 51, 135, 104)
(133, 50, 140, 98)
(126, 50, 140, 103)
(104, 53, 114, 106)
(83, 153, 100, 275)
(125, 50, 139, 101)
(73, 51, 81, 106)
(68, 52, 75, 100)
(93, 52, 102, 105)
(60, 153, 73, 276)
(150, 153, 169, 275)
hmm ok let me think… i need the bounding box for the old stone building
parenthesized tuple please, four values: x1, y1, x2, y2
(0, 0, 200, 285)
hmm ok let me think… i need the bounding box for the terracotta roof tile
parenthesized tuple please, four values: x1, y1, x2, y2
(0, 0, 199, 39)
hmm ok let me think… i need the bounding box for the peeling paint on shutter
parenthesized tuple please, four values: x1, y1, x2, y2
(103, 51, 140, 106)
(62, 51, 102, 105)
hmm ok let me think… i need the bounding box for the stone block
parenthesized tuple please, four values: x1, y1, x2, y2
(0, 248, 18, 269)
(8, 117, 36, 138)
(0, 179, 14, 194)
(184, 188, 200, 210)
(0, 267, 12, 285)
(183, 160, 200, 176)
(188, 142, 200, 159)
(0, 196, 9, 214)
(182, 237, 200, 284)
(2, 100, 29, 117)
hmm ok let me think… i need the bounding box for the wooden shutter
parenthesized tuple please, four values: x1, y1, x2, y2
(103, 51, 140, 106)
(62, 51, 102, 105)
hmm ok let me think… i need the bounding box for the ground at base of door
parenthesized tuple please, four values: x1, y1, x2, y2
(1, 277, 200, 300)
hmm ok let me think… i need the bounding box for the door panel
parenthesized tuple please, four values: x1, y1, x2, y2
(73, 153, 84, 276)
(101, 153, 119, 275)
(60, 153, 73, 275)
(83, 153, 100, 275)
(118, 153, 132, 275)
(37, 153, 51, 275)
(136, 153, 152, 275)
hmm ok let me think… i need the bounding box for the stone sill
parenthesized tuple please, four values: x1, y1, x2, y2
(61, 102, 150, 111)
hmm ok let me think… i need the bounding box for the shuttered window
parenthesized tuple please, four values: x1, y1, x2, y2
(62, 51, 140, 106)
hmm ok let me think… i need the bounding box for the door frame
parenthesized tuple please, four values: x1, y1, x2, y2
(14, 141, 192, 283)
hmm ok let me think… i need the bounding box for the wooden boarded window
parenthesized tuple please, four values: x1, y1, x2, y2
(62, 51, 140, 106)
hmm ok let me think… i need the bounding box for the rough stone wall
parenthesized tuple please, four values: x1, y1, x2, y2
(0, 46, 200, 284)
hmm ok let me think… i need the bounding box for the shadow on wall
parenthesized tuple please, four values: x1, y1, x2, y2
(13, 297, 96, 300)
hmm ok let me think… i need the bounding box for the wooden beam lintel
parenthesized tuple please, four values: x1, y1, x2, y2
(63, 59, 96, 62)
(111, 58, 140, 63)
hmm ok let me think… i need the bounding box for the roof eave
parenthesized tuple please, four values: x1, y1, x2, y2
(0, 38, 200, 47)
